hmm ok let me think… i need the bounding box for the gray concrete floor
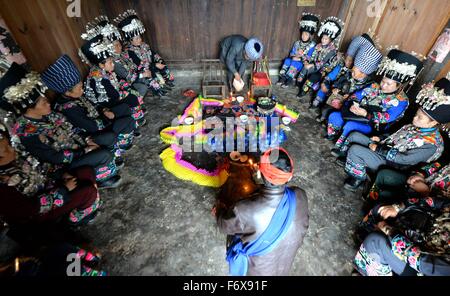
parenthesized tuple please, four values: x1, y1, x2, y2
(0, 77, 365, 275)
(81, 77, 364, 276)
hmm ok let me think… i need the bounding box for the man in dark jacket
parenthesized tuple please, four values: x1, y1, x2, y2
(216, 148, 309, 276)
(219, 35, 264, 90)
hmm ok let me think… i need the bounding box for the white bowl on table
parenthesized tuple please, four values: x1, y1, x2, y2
(184, 117, 194, 125)
(239, 115, 249, 123)
(236, 96, 245, 103)
(282, 117, 292, 125)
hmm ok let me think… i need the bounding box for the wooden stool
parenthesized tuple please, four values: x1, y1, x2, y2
(201, 59, 226, 99)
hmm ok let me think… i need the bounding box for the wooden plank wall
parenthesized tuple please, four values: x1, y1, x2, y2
(341, 0, 450, 62)
(0, 0, 106, 72)
(99, 0, 346, 61)
(0, 0, 448, 81)
(0, 0, 346, 72)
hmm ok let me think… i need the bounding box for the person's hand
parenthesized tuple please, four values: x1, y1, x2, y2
(407, 174, 425, 186)
(155, 63, 166, 70)
(62, 172, 74, 180)
(409, 180, 431, 196)
(332, 88, 340, 95)
(0, 175, 10, 183)
(370, 136, 381, 143)
(89, 143, 100, 151)
(103, 110, 115, 120)
(143, 69, 152, 78)
(64, 177, 78, 191)
(377, 221, 393, 236)
(85, 137, 99, 148)
(84, 143, 99, 154)
(350, 105, 368, 117)
(234, 73, 242, 82)
(305, 63, 314, 70)
(343, 94, 350, 100)
(211, 206, 217, 217)
(369, 143, 378, 151)
(345, 56, 353, 68)
(321, 83, 329, 93)
(378, 205, 400, 220)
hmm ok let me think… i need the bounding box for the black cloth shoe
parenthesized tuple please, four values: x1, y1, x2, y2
(121, 144, 134, 151)
(115, 157, 125, 170)
(344, 177, 364, 192)
(134, 130, 142, 138)
(163, 84, 173, 91)
(98, 175, 122, 190)
(152, 89, 167, 97)
(276, 75, 287, 86)
(296, 79, 306, 98)
(68, 211, 99, 227)
(335, 157, 346, 168)
(137, 118, 147, 127)
(331, 148, 346, 158)
(309, 106, 321, 118)
(165, 80, 175, 88)
(298, 85, 309, 97)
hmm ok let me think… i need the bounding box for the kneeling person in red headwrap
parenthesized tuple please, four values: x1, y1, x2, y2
(216, 148, 309, 276)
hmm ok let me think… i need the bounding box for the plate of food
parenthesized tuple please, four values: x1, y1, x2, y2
(257, 97, 276, 115)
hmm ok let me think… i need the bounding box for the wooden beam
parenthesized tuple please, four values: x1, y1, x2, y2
(371, 0, 389, 37)
(338, 0, 357, 50)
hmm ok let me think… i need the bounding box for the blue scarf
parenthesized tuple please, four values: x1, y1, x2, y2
(226, 187, 297, 276)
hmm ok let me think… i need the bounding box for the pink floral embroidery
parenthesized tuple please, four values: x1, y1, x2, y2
(409, 198, 419, 204)
(408, 256, 417, 267)
(40, 197, 48, 206)
(54, 199, 63, 207)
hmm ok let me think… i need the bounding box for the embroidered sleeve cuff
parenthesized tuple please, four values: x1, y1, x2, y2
(57, 186, 71, 203)
(63, 150, 75, 164)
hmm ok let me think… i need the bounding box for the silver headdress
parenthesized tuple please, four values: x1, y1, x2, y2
(416, 82, 450, 111)
(81, 23, 102, 41)
(80, 22, 115, 66)
(318, 16, 344, 44)
(3, 72, 47, 111)
(114, 9, 146, 39)
(377, 45, 426, 84)
(86, 15, 122, 41)
(298, 12, 320, 32)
